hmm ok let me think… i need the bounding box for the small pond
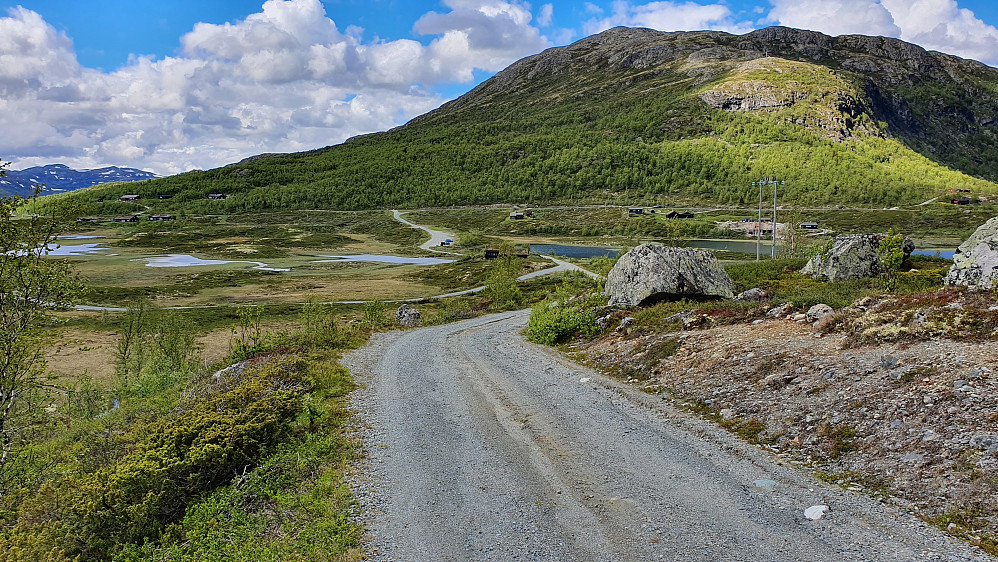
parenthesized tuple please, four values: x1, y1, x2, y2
(46, 243, 110, 256)
(139, 254, 290, 272)
(315, 254, 454, 265)
(912, 249, 955, 260)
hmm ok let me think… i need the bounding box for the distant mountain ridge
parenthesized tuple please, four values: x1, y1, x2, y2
(0, 164, 157, 197)
(56, 26, 998, 211)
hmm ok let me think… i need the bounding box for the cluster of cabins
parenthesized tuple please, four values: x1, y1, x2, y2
(628, 207, 695, 219)
(77, 214, 176, 223)
(110, 193, 228, 202)
(507, 207, 699, 221)
(79, 192, 231, 223)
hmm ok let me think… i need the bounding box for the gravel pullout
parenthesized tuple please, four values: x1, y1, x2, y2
(343, 310, 991, 561)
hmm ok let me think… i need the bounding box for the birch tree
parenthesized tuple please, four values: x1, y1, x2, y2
(0, 158, 83, 492)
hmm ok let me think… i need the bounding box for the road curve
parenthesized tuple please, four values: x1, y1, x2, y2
(344, 311, 990, 562)
(392, 209, 456, 253)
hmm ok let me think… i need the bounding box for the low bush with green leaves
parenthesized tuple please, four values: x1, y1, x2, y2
(0, 298, 365, 561)
(526, 283, 608, 346)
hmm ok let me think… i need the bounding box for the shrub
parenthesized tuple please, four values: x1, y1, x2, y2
(483, 255, 523, 311)
(879, 229, 906, 292)
(526, 289, 606, 346)
(0, 356, 315, 560)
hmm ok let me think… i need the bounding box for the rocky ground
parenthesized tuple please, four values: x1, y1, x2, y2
(580, 291, 998, 555)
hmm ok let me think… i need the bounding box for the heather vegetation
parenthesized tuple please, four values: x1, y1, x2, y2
(0, 295, 365, 561)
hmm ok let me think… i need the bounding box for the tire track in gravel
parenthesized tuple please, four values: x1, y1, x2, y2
(343, 310, 993, 562)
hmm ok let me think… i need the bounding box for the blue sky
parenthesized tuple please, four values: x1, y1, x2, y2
(2, 0, 998, 174)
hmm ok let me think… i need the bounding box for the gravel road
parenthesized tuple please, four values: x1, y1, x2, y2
(343, 310, 991, 561)
(392, 209, 456, 253)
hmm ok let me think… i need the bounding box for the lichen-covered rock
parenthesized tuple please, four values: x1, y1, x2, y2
(766, 302, 794, 318)
(604, 244, 735, 306)
(736, 287, 769, 302)
(806, 304, 834, 322)
(945, 217, 998, 290)
(396, 304, 422, 327)
(801, 233, 914, 281)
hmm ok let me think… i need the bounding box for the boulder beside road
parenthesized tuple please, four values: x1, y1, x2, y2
(605, 244, 735, 306)
(946, 216, 998, 290)
(396, 304, 422, 327)
(801, 233, 914, 281)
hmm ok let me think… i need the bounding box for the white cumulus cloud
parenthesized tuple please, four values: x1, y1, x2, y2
(767, 0, 901, 38)
(0, 0, 552, 175)
(767, 0, 998, 65)
(882, 0, 998, 64)
(584, 1, 755, 35)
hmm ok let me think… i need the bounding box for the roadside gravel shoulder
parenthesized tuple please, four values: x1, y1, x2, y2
(344, 311, 993, 561)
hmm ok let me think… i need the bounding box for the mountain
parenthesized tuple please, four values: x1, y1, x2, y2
(65, 26, 998, 211)
(1, 164, 157, 197)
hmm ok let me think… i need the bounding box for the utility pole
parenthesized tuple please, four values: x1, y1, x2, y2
(772, 180, 779, 258)
(756, 180, 763, 261)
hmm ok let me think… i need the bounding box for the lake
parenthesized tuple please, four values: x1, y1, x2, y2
(529, 242, 955, 260)
(530, 244, 619, 259)
(315, 254, 455, 265)
(140, 254, 290, 271)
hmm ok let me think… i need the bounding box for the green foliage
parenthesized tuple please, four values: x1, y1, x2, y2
(115, 302, 149, 389)
(45, 43, 998, 215)
(0, 165, 85, 492)
(0, 356, 317, 560)
(526, 284, 607, 345)
(362, 300, 387, 329)
(295, 296, 340, 348)
(230, 305, 269, 360)
(818, 423, 860, 459)
(483, 246, 523, 311)
(878, 229, 906, 293)
(119, 357, 361, 562)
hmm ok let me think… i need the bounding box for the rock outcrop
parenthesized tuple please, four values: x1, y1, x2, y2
(736, 287, 769, 302)
(806, 304, 834, 322)
(604, 244, 735, 306)
(801, 233, 914, 281)
(396, 304, 422, 327)
(945, 217, 998, 290)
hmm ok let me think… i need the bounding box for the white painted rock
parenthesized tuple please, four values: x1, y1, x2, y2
(804, 505, 830, 520)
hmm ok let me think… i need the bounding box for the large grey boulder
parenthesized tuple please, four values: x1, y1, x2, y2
(396, 304, 422, 327)
(801, 233, 914, 281)
(945, 217, 998, 290)
(604, 244, 735, 306)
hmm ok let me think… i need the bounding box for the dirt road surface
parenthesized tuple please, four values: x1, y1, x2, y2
(343, 310, 991, 561)
(392, 209, 456, 253)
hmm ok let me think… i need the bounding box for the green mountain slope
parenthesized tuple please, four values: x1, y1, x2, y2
(66, 26, 998, 212)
